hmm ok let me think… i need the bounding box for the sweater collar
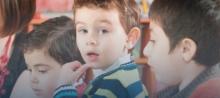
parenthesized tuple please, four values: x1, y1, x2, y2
(93, 54, 132, 78)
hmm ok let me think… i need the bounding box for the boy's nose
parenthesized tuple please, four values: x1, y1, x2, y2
(30, 74, 39, 84)
(87, 39, 97, 45)
(86, 35, 98, 46)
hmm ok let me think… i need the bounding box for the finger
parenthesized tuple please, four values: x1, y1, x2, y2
(62, 61, 82, 70)
(75, 65, 91, 81)
(83, 64, 94, 68)
(84, 68, 93, 84)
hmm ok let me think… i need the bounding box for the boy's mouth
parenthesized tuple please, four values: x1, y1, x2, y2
(86, 52, 99, 62)
(32, 88, 42, 96)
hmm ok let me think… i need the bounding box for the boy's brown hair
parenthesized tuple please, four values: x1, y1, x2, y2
(149, 0, 220, 66)
(73, 0, 140, 33)
(20, 16, 84, 65)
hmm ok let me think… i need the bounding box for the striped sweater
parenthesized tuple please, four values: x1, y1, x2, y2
(54, 62, 148, 98)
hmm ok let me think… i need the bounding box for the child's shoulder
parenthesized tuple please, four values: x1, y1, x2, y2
(85, 62, 148, 98)
(190, 77, 220, 98)
(189, 63, 220, 98)
(89, 62, 141, 87)
(98, 62, 142, 87)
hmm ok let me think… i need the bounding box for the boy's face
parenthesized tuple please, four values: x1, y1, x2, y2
(143, 21, 185, 86)
(75, 7, 128, 70)
(24, 49, 61, 98)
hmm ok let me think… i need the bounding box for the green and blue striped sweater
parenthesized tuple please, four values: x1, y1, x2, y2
(54, 61, 148, 98)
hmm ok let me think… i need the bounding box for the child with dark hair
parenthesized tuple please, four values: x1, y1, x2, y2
(17, 16, 84, 98)
(143, 0, 220, 98)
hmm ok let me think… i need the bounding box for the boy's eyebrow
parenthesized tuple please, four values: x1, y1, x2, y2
(33, 64, 49, 68)
(98, 20, 112, 25)
(75, 20, 112, 25)
(75, 21, 85, 25)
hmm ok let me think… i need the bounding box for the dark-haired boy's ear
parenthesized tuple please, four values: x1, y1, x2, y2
(180, 38, 197, 62)
(127, 27, 141, 49)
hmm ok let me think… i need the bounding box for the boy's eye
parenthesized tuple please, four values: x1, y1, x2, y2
(148, 40, 155, 47)
(28, 68, 32, 72)
(39, 70, 47, 74)
(148, 40, 156, 46)
(147, 40, 155, 48)
(38, 69, 48, 74)
(145, 40, 155, 53)
(78, 29, 88, 34)
(37, 66, 49, 74)
(98, 29, 109, 34)
(149, 40, 155, 43)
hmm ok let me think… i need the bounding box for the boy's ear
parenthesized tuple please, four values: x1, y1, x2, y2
(127, 27, 141, 49)
(180, 38, 197, 62)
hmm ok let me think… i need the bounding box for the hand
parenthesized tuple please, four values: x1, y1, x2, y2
(56, 61, 91, 88)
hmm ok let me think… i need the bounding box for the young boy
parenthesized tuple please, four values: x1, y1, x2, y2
(54, 0, 148, 98)
(14, 16, 84, 98)
(144, 0, 220, 98)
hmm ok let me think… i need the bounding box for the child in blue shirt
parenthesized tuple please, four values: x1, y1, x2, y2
(12, 16, 84, 98)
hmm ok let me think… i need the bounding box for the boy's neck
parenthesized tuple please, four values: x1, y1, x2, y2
(93, 54, 132, 78)
(104, 54, 131, 70)
(179, 61, 206, 90)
